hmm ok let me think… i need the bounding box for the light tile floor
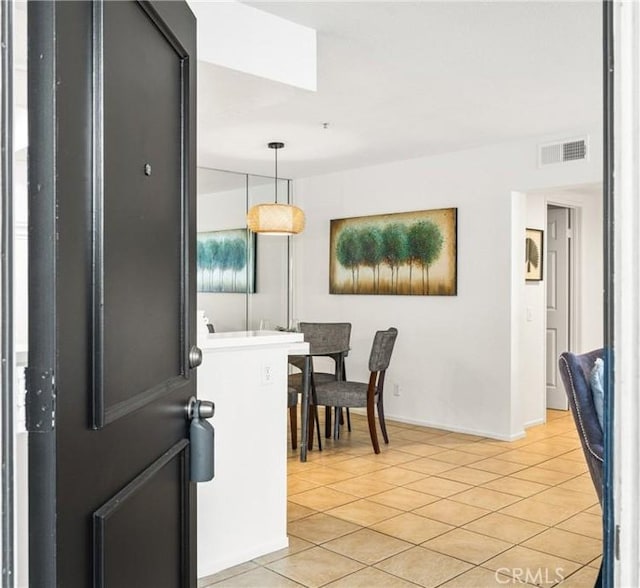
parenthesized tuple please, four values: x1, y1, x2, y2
(200, 410, 601, 587)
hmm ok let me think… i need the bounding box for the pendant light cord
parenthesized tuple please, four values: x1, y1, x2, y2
(274, 146, 278, 204)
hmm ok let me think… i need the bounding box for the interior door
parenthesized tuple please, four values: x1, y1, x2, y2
(27, 1, 198, 586)
(546, 207, 571, 410)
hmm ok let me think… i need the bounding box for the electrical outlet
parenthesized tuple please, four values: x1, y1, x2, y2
(261, 364, 274, 385)
(393, 384, 401, 397)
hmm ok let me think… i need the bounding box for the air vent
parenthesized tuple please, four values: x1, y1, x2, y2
(539, 138, 588, 166)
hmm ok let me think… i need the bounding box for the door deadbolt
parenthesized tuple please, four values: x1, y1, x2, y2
(185, 396, 215, 420)
(189, 345, 203, 368)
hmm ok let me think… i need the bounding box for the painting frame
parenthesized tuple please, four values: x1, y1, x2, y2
(329, 207, 457, 296)
(197, 229, 256, 293)
(525, 228, 544, 282)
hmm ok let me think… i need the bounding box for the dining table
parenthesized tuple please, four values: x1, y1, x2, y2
(289, 340, 349, 462)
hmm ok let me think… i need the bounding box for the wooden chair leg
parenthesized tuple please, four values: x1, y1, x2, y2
(377, 398, 389, 444)
(289, 405, 297, 450)
(366, 400, 381, 454)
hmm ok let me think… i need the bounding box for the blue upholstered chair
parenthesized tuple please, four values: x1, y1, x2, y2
(315, 327, 398, 454)
(558, 348, 605, 587)
(558, 349, 604, 506)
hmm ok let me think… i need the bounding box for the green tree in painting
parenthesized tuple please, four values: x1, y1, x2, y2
(408, 220, 444, 294)
(197, 240, 207, 287)
(336, 227, 362, 293)
(382, 223, 409, 293)
(358, 225, 384, 293)
(205, 239, 220, 290)
(228, 238, 247, 290)
(218, 240, 232, 291)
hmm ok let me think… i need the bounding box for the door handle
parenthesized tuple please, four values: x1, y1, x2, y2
(185, 396, 215, 482)
(189, 346, 203, 369)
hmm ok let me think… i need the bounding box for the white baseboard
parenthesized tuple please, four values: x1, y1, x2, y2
(524, 417, 545, 429)
(350, 408, 526, 442)
(198, 536, 289, 579)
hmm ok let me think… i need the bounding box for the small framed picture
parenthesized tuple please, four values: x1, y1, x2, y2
(525, 228, 544, 281)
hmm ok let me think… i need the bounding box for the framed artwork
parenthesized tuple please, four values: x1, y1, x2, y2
(525, 228, 544, 281)
(329, 208, 457, 296)
(197, 229, 256, 293)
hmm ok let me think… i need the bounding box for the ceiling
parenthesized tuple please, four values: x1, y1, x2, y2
(12, 2, 602, 179)
(197, 1, 602, 180)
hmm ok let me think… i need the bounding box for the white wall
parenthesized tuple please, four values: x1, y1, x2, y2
(293, 130, 602, 440)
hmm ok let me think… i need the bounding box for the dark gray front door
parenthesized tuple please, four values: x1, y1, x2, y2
(27, 1, 197, 585)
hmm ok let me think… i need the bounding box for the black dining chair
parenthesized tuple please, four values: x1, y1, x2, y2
(314, 327, 398, 454)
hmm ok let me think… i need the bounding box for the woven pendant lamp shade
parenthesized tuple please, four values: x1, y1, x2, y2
(246, 202, 305, 235)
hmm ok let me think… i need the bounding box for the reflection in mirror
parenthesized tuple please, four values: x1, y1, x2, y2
(247, 175, 289, 331)
(197, 167, 290, 332)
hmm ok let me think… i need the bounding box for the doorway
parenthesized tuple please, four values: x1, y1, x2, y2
(537, 184, 604, 418)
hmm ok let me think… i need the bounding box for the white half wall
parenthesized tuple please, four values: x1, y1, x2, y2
(293, 130, 602, 439)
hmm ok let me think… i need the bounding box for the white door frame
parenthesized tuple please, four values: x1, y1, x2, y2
(612, 0, 640, 584)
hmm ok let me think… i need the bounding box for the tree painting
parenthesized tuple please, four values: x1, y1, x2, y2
(197, 229, 256, 293)
(330, 208, 457, 296)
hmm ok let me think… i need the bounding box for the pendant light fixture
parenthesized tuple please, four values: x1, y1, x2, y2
(246, 142, 305, 235)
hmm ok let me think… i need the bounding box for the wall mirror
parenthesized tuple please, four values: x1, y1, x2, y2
(197, 166, 290, 332)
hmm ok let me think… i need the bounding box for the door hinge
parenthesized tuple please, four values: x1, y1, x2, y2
(615, 524, 620, 560)
(24, 366, 56, 432)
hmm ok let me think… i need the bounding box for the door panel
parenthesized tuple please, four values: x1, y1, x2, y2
(94, 440, 188, 587)
(546, 208, 570, 410)
(98, 0, 187, 427)
(27, 2, 197, 586)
